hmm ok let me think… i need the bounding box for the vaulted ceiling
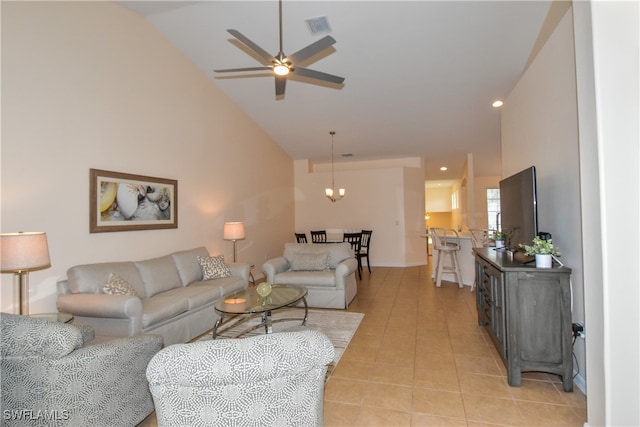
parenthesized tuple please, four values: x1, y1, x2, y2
(117, 1, 552, 181)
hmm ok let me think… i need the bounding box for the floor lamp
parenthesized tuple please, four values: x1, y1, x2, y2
(0, 231, 51, 315)
(223, 222, 245, 263)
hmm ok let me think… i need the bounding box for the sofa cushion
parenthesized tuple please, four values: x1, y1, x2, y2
(159, 285, 221, 311)
(197, 255, 231, 279)
(171, 247, 209, 286)
(273, 271, 337, 287)
(189, 276, 246, 299)
(102, 273, 137, 296)
(67, 262, 146, 297)
(135, 255, 182, 298)
(290, 252, 329, 271)
(141, 295, 189, 328)
(283, 243, 353, 269)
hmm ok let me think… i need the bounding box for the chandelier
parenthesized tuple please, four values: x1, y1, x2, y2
(325, 131, 345, 202)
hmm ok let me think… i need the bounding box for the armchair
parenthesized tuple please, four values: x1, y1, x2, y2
(146, 330, 335, 427)
(0, 313, 162, 427)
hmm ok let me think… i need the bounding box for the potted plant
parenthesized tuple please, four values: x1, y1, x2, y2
(519, 236, 561, 268)
(492, 230, 510, 249)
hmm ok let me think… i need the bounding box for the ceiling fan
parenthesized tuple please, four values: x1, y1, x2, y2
(214, 0, 345, 98)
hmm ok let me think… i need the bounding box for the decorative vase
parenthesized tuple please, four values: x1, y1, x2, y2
(495, 240, 505, 249)
(535, 254, 552, 268)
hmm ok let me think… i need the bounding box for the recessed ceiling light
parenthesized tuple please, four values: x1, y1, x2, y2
(492, 100, 504, 109)
(440, 166, 448, 171)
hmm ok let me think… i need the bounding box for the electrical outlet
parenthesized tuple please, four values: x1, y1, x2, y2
(572, 323, 585, 339)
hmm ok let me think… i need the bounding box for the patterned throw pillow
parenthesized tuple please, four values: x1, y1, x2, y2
(290, 252, 329, 271)
(197, 255, 231, 280)
(102, 273, 137, 296)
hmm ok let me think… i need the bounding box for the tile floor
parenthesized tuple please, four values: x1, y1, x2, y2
(140, 263, 587, 427)
(324, 265, 587, 426)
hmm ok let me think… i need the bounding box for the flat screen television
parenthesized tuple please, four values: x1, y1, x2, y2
(499, 166, 538, 251)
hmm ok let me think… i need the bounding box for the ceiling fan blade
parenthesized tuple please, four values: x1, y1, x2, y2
(214, 67, 272, 73)
(287, 36, 336, 65)
(227, 29, 275, 64)
(275, 75, 286, 97)
(293, 67, 345, 85)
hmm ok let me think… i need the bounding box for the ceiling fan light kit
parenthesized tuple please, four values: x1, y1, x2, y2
(214, 0, 344, 98)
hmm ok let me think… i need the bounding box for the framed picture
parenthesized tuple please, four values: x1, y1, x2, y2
(90, 169, 178, 233)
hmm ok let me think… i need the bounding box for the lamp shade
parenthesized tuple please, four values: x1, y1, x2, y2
(1, 232, 51, 272)
(223, 222, 245, 241)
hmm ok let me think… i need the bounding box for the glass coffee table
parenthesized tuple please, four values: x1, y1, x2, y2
(213, 284, 308, 339)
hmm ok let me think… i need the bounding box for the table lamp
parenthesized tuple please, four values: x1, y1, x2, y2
(1, 231, 51, 315)
(223, 222, 245, 262)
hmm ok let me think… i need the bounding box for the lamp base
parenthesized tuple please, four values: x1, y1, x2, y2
(15, 270, 29, 315)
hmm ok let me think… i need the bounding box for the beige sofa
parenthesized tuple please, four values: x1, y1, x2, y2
(262, 242, 358, 309)
(57, 247, 250, 346)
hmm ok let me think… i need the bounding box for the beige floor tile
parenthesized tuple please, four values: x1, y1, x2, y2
(411, 412, 468, 426)
(324, 401, 361, 427)
(415, 352, 457, 371)
(324, 378, 367, 405)
(332, 359, 376, 380)
(459, 373, 512, 399)
(354, 406, 412, 426)
(461, 394, 524, 426)
(367, 362, 415, 386)
(341, 340, 379, 362)
(412, 388, 466, 419)
(509, 378, 567, 404)
(361, 383, 413, 412)
(413, 367, 461, 392)
(454, 354, 503, 376)
(516, 400, 585, 426)
(556, 384, 587, 408)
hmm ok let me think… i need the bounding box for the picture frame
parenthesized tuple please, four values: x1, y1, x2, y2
(90, 168, 178, 233)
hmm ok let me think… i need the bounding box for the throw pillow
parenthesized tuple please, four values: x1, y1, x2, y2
(197, 255, 231, 279)
(102, 273, 137, 296)
(290, 252, 329, 271)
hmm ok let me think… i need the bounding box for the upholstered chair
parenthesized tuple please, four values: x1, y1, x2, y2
(0, 313, 162, 427)
(146, 329, 335, 426)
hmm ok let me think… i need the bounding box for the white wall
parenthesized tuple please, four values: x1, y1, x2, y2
(573, 2, 639, 425)
(1, 2, 294, 313)
(501, 8, 586, 390)
(503, 3, 640, 425)
(294, 158, 426, 267)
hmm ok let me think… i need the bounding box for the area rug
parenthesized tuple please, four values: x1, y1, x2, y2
(197, 308, 364, 380)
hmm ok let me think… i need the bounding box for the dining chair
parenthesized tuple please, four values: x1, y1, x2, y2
(358, 230, 373, 275)
(295, 232, 308, 243)
(310, 230, 327, 243)
(343, 232, 363, 279)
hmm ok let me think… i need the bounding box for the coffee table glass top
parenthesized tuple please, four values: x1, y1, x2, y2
(215, 284, 307, 315)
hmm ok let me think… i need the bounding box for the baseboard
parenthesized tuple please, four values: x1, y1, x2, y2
(573, 370, 586, 394)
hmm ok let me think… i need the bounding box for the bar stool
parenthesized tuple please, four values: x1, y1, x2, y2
(430, 228, 463, 288)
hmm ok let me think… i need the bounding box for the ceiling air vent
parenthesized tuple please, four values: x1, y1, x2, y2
(305, 16, 331, 35)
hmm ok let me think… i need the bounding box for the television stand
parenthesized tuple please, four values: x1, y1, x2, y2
(474, 247, 573, 392)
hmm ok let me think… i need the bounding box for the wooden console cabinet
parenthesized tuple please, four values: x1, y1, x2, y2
(474, 248, 573, 392)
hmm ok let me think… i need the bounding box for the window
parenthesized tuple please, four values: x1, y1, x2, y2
(487, 188, 500, 230)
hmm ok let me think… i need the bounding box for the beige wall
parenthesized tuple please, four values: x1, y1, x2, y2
(1, 2, 294, 313)
(425, 186, 452, 212)
(294, 158, 427, 266)
(501, 8, 585, 390)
